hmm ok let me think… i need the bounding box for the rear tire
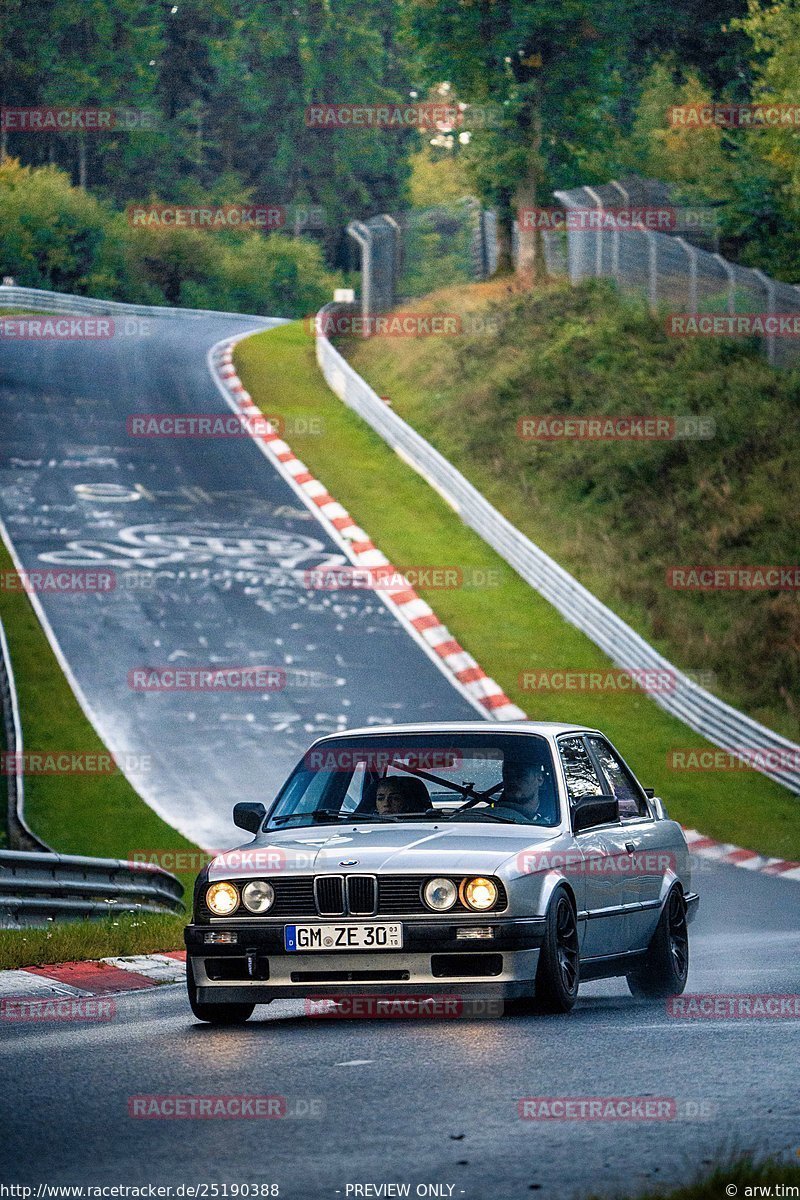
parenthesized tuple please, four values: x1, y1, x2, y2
(627, 887, 689, 1000)
(186, 960, 255, 1025)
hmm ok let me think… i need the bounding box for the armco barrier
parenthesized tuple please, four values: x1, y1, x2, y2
(0, 850, 184, 927)
(0, 283, 270, 323)
(0, 617, 50, 851)
(314, 303, 800, 796)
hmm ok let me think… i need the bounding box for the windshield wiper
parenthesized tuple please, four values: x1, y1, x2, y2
(444, 808, 518, 824)
(270, 810, 398, 827)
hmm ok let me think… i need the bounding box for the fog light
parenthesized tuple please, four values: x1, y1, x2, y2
(456, 926, 495, 940)
(204, 931, 238, 944)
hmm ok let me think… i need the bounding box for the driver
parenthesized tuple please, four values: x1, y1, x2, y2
(492, 759, 554, 822)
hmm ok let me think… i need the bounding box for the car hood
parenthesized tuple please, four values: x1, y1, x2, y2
(207, 821, 562, 881)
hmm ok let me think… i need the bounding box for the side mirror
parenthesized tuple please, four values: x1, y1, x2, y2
(572, 795, 619, 834)
(649, 796, 668, 820)
(233, 802, 267, 834)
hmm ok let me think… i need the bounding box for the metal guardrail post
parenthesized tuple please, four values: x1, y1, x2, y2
(346, 221, 373, 332)
(608, 181, 629, 283)
(644, 230, 659, 312)
(0, 618, 50, 851)
(712, 254, 737, 316)
(584, 186, 604, 277)
(752, 268, 777, 366)
(675, 237, 698, 312)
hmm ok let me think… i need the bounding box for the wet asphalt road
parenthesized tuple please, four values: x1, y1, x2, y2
(0, 310, 477, 848)
(0, 861, 798, 1196)
(0, 306, 798, 1197)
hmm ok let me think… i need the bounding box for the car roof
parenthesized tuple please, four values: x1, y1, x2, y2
(309, 721, 599, 743)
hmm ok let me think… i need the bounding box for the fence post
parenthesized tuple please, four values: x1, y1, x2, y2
(643, 230, 658, 312)
(346, 220, 372, 333)
(752, 268, 776, 366)
(584, 186, 604, 277)
(608, 180, 629, 283)
(713, 253, 736, 316)
(675, 236, 698, 313)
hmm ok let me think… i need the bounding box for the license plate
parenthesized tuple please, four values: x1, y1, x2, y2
(284, 923, 403, 952)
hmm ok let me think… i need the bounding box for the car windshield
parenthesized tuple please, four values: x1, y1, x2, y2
(265, 732, 561, 830)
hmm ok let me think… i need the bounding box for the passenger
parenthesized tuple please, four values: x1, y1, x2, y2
(375, 775, 432, 816)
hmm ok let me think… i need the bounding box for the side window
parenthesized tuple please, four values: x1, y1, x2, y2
(587, 737, 647, 819)
(558, 737, 604, 804)
(340, 762, 367, 813)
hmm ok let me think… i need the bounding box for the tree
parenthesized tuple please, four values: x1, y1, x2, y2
(402, 0, 619, 279)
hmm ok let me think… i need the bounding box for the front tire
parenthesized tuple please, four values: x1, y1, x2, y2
(528, 888, 580, 1014)
(627, 887, 689, 1000)
(187, 960, 255, 1025)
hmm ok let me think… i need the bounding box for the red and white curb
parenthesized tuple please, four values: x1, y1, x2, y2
(208, 337, 524, 722)
(682, 828, 800, 880)
(206, 335, 800, 886)
(0, 952, 187, 1006)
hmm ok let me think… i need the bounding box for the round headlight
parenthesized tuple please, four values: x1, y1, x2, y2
(461, 877, 498, 911)
(206, 881, 239, 916)
(423, 877, 458, 912)
(242, 880, 275, 914)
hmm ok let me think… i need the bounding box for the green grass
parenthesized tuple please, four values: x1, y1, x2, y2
(0, 535, 198, 965)
(235, 319, 800, 861)
(603, 1157, 800, 1200)
(0, 912, 186, 971)
(343, 279, 800, 745)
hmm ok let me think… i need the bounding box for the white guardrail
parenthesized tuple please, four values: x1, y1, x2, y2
(0, 283, 268, 322)
(314, 304, 800, 796)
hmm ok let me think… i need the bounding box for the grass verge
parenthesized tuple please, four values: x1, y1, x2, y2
(341, 279, 800, 743)
(0, 536, 197, 968)
(0, 912, 185, 972)
(235, 320, 800, 861)
(603, 1157, 800, 1199)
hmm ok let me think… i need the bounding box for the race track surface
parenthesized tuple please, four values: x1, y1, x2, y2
(0, 862, 798, 1194)
(1, 306, 798, 1197)
(0, 311, 477, 847)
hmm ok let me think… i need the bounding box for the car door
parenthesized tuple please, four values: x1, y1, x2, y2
(585, 735, 664, 950)
(556, 735, 629, 958)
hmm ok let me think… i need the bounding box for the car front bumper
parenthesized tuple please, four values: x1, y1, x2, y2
(185, 916, 546, 1004)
